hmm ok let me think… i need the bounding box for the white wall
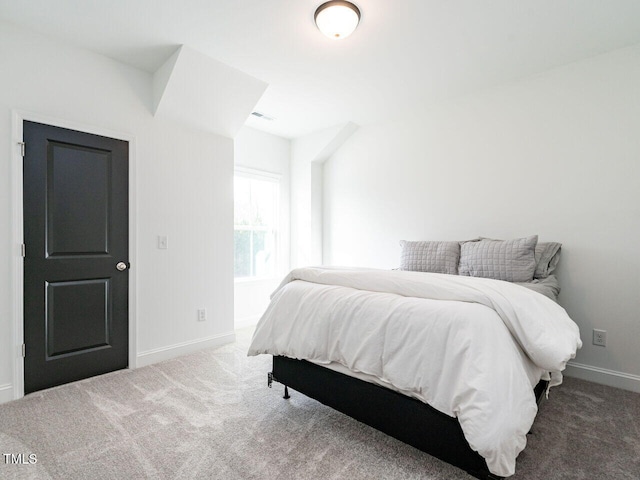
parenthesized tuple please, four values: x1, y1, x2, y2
(0, 22, 236, 401)
(234, 126, 290, 328)
(290, 130, 329, 268)
(290, 123, 358, 268)
(323, 45, 640, 391)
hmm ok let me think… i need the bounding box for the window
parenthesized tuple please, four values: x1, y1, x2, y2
(234, 168, 280, 279)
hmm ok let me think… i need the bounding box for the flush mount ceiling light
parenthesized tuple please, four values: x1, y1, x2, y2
(314, 1, 361, 40)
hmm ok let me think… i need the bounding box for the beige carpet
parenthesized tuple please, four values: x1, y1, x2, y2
(1, 327, 639, 479)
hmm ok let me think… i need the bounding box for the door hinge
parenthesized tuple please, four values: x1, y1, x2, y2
(21, 344, 26, 358)
(18, 142, 25, 157)
(21, 243, 26, 258)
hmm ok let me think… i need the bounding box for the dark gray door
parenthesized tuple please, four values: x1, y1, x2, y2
(23, 121, 129, 394)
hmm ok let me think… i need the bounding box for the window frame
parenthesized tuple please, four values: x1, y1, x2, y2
(233, 166, 281, 282)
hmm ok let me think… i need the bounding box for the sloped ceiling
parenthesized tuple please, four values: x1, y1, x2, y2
(152, 45, 267, 138)
(1, 1, 640, 138)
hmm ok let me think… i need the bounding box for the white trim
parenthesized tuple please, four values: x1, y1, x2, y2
(10, 110, 138, 400)
(10, 112, 24, 401)
(564, 361, 640, 393)
(0, 384, 13, 405)
(234, 165, 281, 181)
(136, 331, 236, 367)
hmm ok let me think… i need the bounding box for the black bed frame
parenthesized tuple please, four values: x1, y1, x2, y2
(269, 355, 548, 480)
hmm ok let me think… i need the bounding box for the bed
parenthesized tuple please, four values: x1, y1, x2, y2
(248, 236, 582, 478)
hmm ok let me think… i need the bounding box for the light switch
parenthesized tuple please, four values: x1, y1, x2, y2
(158, 235, 168, 249)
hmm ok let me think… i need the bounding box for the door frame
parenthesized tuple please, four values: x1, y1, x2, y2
(10, 110, 138, 400)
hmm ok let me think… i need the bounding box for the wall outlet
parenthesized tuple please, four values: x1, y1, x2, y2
(158, 235, 168, 249)
(593, 329, 607, 347)
(197, 309, 207, 322)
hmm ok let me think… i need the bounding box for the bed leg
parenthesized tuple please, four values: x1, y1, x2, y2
(267, 372, 273, 388)
(283, 386, 290, 399)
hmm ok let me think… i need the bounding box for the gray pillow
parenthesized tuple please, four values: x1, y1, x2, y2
(459, 235, 538, 282)
(515, 275, 560, 301)
(399, 240, 460, 275)
(534, 242, 562, 279)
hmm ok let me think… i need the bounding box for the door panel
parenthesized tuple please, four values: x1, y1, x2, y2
(47, 142, 111, 256)
(23, 121, 129, 394)
(46, 278, 111, 358)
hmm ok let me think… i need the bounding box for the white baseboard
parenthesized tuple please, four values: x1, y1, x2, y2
(136, 331, 235, 368)
(234, 315, 260, 330)
(0, 384, 14, 404)
(564, 361, 640, 393)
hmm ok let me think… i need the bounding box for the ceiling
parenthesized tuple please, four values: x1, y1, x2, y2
(2, 1, 640, 139)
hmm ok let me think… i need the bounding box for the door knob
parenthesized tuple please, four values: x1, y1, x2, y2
(116, 262, 128, 271)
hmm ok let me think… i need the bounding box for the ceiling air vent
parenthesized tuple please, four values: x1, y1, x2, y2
(251, 111, 275, 121)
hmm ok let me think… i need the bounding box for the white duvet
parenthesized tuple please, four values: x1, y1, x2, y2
(248, 267, 582, 477)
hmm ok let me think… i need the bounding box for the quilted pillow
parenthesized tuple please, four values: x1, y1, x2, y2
(399, 240, 460, 275)
(534, 242, 562, 279)
(459, 235, 538, 282)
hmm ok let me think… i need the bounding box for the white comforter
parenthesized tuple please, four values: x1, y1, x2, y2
(248, 267, 582, 477)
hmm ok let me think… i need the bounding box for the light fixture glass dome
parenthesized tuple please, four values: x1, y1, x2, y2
(314, 1, 361, 40)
